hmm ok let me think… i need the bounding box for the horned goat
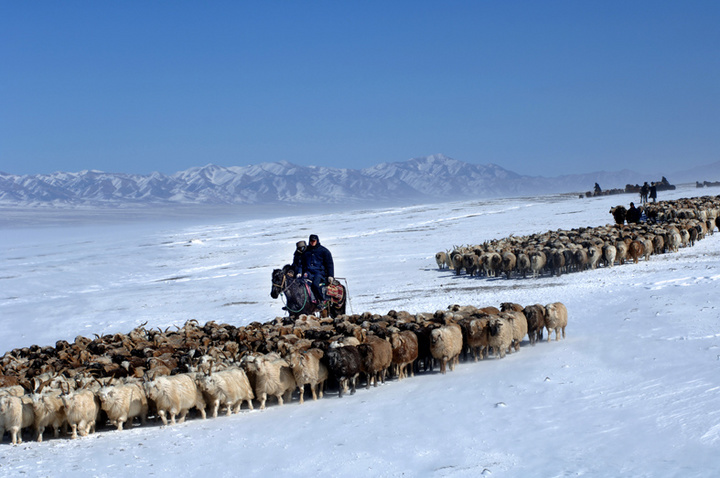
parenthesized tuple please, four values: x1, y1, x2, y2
(97, 381, 148, 430)
(61, 387, 100, 439)
(142, 373, 207, 425)
(241, 353, 296, 409)
(197, 367, 254, 417)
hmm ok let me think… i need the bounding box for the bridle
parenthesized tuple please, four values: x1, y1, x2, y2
(272, 272, 288, 294)
(272, 272, 309, 314)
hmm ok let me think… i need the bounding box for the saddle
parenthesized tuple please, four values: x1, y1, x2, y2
(300, 278, 344, 306)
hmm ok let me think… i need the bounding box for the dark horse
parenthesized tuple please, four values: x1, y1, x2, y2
(271, 264, 347, 320)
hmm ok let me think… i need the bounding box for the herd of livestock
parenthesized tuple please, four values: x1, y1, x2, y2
(0, 298, 567, 445)
(2, 193, 718, 446)
(435, 195, 720, 279)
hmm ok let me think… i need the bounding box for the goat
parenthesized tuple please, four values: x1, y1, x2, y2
(143, 373, 207, 425)
(0, 395, 34, 445)
(61, 387, 100, 439)
(31, 391, 66, 442)
(97, 381, 148, 430)
(241, 354, 296, 409)
(197, 367, 254, 417)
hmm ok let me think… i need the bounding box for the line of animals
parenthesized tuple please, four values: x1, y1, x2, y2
(435, 195, 720, 279)
(0, 301, 567, 445)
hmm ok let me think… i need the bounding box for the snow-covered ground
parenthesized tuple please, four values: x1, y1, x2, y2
(2, 184, 720, 477)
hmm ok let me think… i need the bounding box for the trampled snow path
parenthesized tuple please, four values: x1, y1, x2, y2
(1, 185, 720, 477)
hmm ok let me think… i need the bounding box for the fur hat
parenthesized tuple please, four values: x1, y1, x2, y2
(296, 240, 306, 250)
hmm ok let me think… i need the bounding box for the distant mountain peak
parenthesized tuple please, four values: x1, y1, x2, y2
(2, 154, 712, 207)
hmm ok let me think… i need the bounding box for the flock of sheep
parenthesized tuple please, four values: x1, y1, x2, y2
(435, 195, 720, 279)
(0, 299, 568, 445)
(4, 193, 716, 446)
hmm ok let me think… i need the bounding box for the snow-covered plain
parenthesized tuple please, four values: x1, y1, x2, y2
(2, 184, 720, 477)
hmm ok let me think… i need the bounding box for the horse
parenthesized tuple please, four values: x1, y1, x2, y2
(270, 264, 347, 320)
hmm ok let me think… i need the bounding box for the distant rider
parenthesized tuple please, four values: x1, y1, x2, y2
(301, 234, 334, 306)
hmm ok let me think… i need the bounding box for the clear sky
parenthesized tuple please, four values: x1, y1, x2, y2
(1, 1, 718, 177)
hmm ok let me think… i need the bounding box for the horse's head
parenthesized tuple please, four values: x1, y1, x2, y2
(270, 264, 293, 299)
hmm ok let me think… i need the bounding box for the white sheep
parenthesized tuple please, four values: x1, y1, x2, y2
(587, 246, 602, 269)
(530, 251, 547, 278)
(435, 251, 449, 269)
(0, 395, 34, 445)
(482, 252, 501, 277)
(241, 353, 296, 410)
(615, 241, 629, 264)
(501, 310, 528, 352)
(602, 244, 617, 267)
(143, 373, 207, 426)
(487, 316, 513, 358)
(31, 391, 66, 442)
(97, 381, 148, 430)
(61, 388, 100, 439)
(197, 367, 254, 417)
(545, 302, 568, 341)
(287, 349, 328, 404)
(430, 323, 463, 374)
(667, 228, 682, 252)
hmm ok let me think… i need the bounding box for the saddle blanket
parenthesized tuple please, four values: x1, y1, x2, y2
(325, 282, 344, 304)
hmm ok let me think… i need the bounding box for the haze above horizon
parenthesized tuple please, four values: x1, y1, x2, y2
(2, 2, 718, 177)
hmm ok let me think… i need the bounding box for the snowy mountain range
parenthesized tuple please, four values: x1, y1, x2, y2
(1, 154, 717, 206)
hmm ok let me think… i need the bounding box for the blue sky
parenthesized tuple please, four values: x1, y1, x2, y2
(1, 1, 718, 177)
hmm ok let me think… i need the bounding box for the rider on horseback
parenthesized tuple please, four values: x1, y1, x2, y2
(291, 240, 306, 277)
(300, 234, 334, 308)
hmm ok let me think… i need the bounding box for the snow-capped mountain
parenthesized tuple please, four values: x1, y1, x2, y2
(0, 154, 706, 207)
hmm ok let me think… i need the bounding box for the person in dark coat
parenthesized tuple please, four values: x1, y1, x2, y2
(626, 202, 641, 224)
(301, 234, 334, 305)
(291, 240, 306, 276)
(649, 183, 657, 203)
(640, 182, 649, 205)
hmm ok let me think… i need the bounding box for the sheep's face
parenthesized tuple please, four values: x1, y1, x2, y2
(430, 330, 441, 345)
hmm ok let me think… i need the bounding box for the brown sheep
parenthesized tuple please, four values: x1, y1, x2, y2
(545, 302, 568, 341)
(628, 240, 645, 264)
(357, 335, 393, 389)
(389, 329, 419, 379)
(522, 304, 546, 345)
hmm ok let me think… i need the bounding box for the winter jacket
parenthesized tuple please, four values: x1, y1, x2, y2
(301, 241, 334, 280)
(626, 206, 641, 224)
(291, 250, 303, 276)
